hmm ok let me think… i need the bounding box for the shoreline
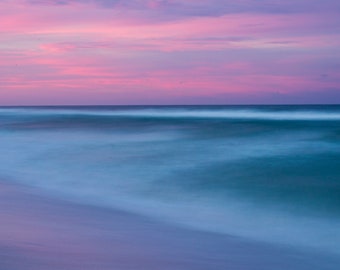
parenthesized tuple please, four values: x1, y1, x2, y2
(1, 180, 339, 270)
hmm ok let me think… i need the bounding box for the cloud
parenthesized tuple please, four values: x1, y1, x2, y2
(26, 0, 340, 18)
(0, 0, 339, 105)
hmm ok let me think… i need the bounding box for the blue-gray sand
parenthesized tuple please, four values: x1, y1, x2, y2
(0, 105, 339, 269)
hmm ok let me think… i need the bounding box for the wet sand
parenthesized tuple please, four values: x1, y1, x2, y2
(1, 180, 339, 270)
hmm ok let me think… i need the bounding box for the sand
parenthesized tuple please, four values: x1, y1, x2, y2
(1, 180, 339, 270)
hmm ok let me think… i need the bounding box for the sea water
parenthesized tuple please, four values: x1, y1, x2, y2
(0, 105, 339, 253)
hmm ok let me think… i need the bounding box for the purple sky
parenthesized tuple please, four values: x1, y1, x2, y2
(1, 0, 340, 105)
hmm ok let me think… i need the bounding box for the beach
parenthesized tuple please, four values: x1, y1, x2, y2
(2, 0, 340, 266)
(1, 105, 340, 269)
(1, 179, 340, 270)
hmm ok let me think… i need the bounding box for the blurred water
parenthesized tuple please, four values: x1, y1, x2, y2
(0, 105, 339, 252)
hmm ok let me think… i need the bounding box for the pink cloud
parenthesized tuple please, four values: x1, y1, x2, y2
(0, 0, 339, 105)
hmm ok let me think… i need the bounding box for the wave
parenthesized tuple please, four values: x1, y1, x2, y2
(1, 106, 340, 121)
(1, 105, 340, 253)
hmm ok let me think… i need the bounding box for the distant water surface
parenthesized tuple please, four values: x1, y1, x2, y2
(0, 105, 339, 253)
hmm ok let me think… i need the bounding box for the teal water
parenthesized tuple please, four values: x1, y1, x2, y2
(0, 105, 339, 252)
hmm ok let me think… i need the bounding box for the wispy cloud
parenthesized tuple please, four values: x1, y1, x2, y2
(0, 0, 339, 104)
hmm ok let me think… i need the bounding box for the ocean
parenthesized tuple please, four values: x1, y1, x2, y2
(1, 105, 339, 254)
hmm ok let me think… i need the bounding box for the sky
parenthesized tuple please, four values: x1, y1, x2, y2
(1, 0, 340, 105)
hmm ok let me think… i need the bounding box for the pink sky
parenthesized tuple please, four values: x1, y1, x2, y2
(1, 0, 340, 105)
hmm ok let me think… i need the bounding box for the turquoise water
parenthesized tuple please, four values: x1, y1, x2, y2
(0, 105, 339, 252)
